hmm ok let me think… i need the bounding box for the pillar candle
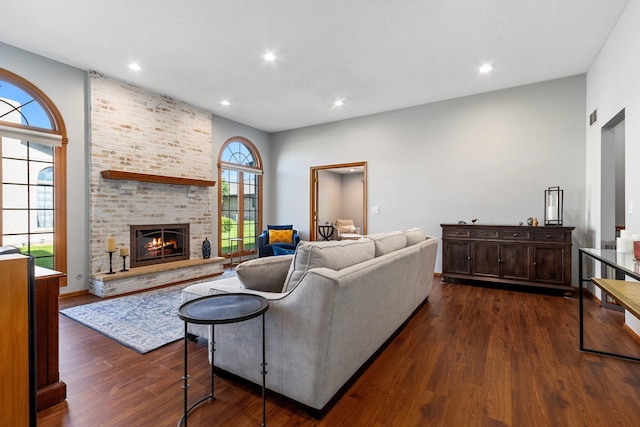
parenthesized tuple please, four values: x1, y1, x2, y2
(620, 230, 634, 240)
(119, 246, 129, 257)
(107, 237, 116, 252)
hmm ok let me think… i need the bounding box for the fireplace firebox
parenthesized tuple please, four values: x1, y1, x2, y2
(130, 224, 190, 268)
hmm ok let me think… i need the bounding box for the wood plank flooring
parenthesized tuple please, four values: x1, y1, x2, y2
(38, 278, 640, 426)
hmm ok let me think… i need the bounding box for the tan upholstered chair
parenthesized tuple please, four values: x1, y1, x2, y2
(334, 219, 362, 240)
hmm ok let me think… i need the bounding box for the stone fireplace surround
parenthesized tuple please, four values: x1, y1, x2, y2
(88, 72, 224, 297)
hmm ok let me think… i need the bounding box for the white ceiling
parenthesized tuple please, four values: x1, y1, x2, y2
(0, 0, 629, 133)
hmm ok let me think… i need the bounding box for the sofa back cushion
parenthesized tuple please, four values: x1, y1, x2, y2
(404, 228, 426, 246)
(236, 254, 293, 292)
(368, 231, 407, 257)
(283, 239, 375, 292)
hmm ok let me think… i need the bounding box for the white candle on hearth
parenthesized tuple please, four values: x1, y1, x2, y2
(119, 246, 129, 257)
(107, 237, 116, 252)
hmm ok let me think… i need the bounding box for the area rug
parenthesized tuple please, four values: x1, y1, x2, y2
(60, 272, 236, 354)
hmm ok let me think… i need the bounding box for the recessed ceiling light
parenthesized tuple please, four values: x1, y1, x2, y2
(479, 64, 493, 73)
(128, 63, 142, 71)
(221, 100, 230, 106)
(263, 52, 277, 62)
(333, 100, 344, 107)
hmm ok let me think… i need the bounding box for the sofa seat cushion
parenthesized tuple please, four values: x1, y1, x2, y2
(368, 231, 407, 256)
(236, 254, 293, 292)
(283, 239, 375, 292)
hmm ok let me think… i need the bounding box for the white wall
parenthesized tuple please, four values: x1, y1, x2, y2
(317, 170, 342, 226)
(1, 42, 88, 294)
(341, 173, 364, 230)
(270, 75, 587, 276)
(586, 0, 640, 245)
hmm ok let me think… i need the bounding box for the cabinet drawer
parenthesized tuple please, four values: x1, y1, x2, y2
(534, 231, 568, 242)
(470, 229, 499, 239)
(443, 228, 470, 238)
(501, 230, 531, 240)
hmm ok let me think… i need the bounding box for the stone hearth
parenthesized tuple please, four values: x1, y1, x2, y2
(90, 257, 224, 298)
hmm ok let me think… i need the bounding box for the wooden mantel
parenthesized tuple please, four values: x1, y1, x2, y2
(101, 170, 216, 187)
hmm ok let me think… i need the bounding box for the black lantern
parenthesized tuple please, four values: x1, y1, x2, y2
(544, 186, 563, 226)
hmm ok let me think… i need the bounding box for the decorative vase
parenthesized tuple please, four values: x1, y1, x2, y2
(202, 237, 211, 259)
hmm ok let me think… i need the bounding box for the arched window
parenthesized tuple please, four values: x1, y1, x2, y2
(0, 68, 67, 276)
(218, 137, 263, 262)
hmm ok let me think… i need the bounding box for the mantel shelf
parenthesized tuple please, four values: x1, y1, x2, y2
(101, 170, 216, 187)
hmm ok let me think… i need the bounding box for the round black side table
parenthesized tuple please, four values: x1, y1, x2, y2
(318, 224, 335, 241)
(177, 293, 269, 426)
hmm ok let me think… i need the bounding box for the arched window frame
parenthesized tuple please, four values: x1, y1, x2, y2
(218, 137, 263, 261)
(0, 68, 67, 282)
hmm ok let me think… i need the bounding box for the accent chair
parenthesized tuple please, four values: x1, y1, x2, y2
(257, 224, 300, 257)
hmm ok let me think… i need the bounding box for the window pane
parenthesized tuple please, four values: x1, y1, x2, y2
(0, 80, 54, 130)
(3, 209, 28, 234)
(0, 137, 29, 158)
(27, 142, 53, 162)
(3, 184, 27, 208)
(2, 158, 28, 184)
(30, 161, 53, 183)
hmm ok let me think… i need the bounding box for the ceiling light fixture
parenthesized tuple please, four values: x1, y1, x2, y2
(221, 100, 230, 106)
(479, 63, 493, 73)
(128, 63, 142, 71)
(263, 52, 277, 62)
(333, 100, 344, 107)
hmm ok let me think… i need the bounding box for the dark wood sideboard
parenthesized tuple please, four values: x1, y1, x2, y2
(441, 224, 574, 291)
(35, 267, 67, 411)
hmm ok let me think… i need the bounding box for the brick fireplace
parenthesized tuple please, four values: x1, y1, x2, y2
(88, 72, 223, 297)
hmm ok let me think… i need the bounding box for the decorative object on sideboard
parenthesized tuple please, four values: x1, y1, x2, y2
(616, 230, 638, 254)
(106, 237, 116, 275)
(119, 246, 129, 272)
(527, 217, 534, 226)
(544, 186, 563, 226)
(202, 237, 211, 259)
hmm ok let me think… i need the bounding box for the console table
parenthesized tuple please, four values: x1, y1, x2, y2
(578, 248, 640, 361)
(441, 224, 574, 291)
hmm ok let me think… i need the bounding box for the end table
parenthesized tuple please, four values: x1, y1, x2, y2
(177, 293, 269, 426)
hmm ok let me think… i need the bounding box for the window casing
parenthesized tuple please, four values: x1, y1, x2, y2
(0, 68, 67, 279)
(218, 137, 262, 260)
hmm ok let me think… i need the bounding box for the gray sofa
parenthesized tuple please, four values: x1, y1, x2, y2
(181, 229, 438, 413)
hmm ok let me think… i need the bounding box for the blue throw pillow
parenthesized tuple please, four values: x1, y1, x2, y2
(267, 224, 293, 230)
(273, 246, 295, 256)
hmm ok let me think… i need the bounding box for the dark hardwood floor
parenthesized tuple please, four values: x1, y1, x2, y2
(38, 277, 640, 427)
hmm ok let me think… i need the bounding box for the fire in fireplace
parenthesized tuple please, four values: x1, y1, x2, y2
(130, 224, 190, 268)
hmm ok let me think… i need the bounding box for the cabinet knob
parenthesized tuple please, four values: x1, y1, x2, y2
(513, 233, 519, 237)
(545, 235, 551, 239)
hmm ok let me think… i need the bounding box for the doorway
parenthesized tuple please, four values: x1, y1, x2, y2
(600, 109, 625, 311)
(600, 109, 625, 247)
(310, 162, 367, 241)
